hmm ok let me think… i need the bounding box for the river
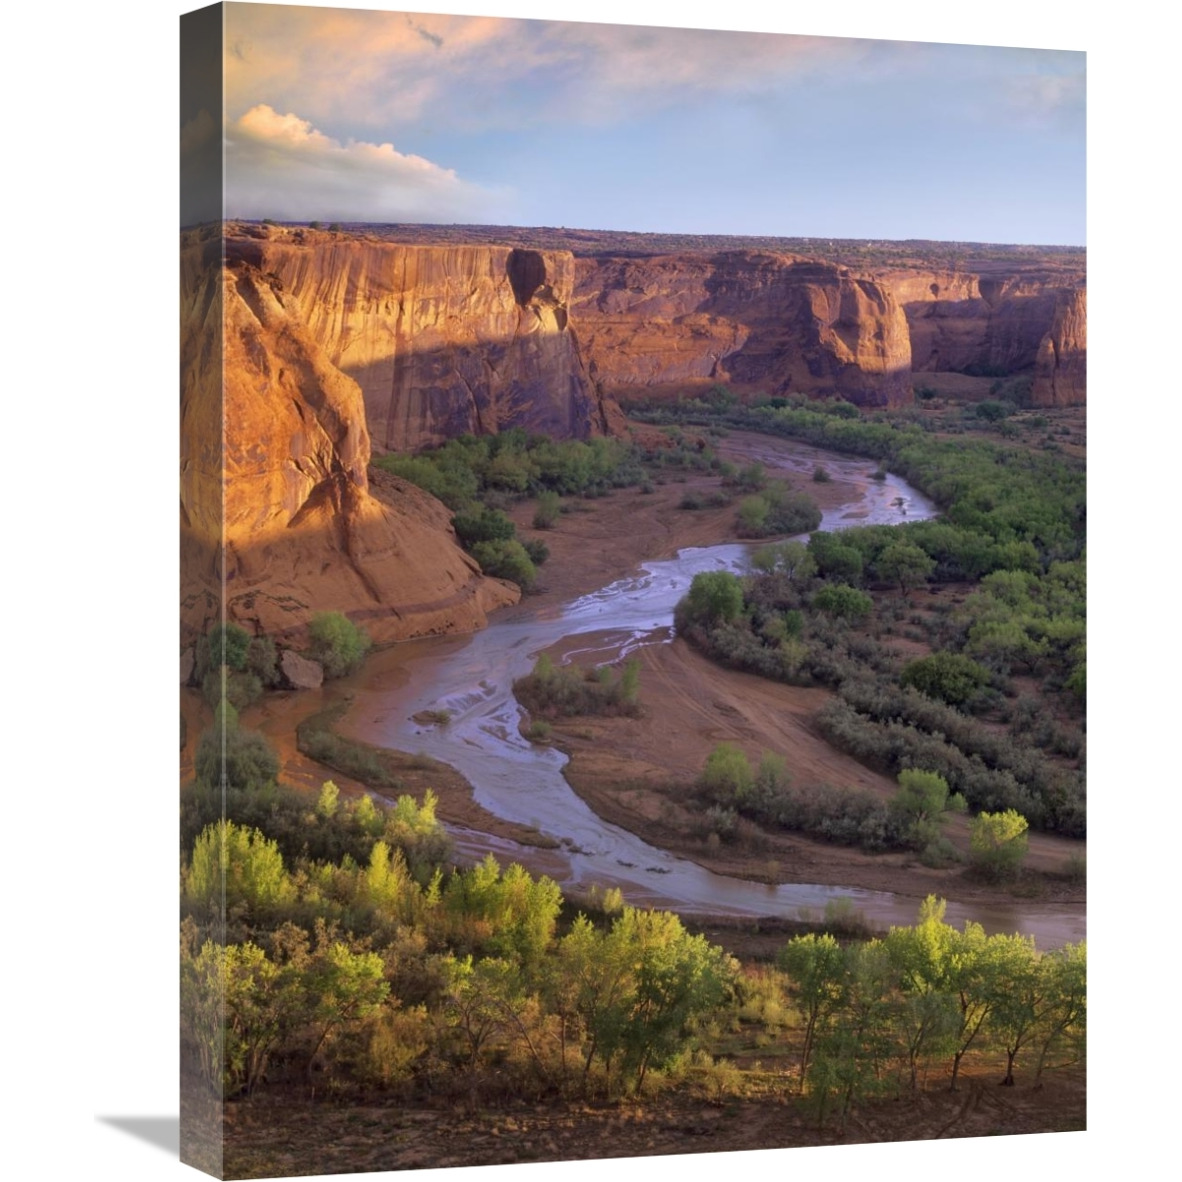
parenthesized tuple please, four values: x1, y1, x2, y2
(356, 443, 1085, 949)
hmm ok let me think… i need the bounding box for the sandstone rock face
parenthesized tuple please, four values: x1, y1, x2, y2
(180, 647, 195, 687)
(227, 228, 618, 451)
(280, 650, 324, 690)
(875, 266, 1086, 403)
(180, 228, 519, 648)
(1031, 287, 1087, 407)
(572, 253, 913, 408)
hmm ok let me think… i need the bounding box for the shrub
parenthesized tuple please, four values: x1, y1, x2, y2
(195, 726, 280, 791)
(812, 466, 831, 483)
(207, 622, 251, 672)
(811, 584, 873, 620)
(470, 538, 538, 590)
(698, 743, 754, 806)
(452, 507, 516, 547)
(307, 611, 371, 678)
(900, 651, 992, 708)
(969, 809, 1030, 880)
(246, 635, 281, 687)
(201, 667, 263, 711)
(522, 537, 550, 566)
(532, 490, 562, 529)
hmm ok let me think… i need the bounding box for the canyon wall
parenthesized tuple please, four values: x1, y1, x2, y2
(226, 226, 619, 452)
(1031, 286, 1088, 407)
(182, 225, 1085, 653)
(180, 228, 518, 648)
(572, 253, 915, 408)
(874, 266, 1086, 400)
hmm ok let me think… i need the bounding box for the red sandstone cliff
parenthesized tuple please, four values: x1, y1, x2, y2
(874, 265, 1086, 401)
(226, 225, 620, 451)
(180, 228, 518, 648)
(1031, 286, 1087, 407)
(572, 253, 914, 408)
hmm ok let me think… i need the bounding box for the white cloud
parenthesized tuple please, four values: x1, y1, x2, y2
(225, 104, 506, 223)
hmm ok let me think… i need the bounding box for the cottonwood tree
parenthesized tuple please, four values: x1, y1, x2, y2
(777, 932, 846, 1090)
(985, 933, 1041, 1086)
(888, 770, 965, 851)
(875, 542, 936, 592)
(804, 940, 898, 1130)
(1032, 941, 1087, 1086)
(883, 899, 961, 1091)
(969, 809, 1030, 880)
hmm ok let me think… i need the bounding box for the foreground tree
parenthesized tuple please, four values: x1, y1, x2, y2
(777, 933, 846, 1089)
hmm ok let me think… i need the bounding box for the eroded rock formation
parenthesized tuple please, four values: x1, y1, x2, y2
(180, 227, 518, 648)
(572, 253, 914, 408)
(874, 266, 1086, 399)
(1031, 286, 1088, 407)
(225, 226, 620, 451)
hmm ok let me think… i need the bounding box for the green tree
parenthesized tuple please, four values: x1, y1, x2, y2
(612, 907, 734, 1090)
(222, 941, 304, 1096)
(969, 809, 1030, 880)
(307, 611, 371, 678)
(808, 533, 864, 583)
(900, 651, 991, 708)
(875, 542, 936, 592)
(804, 940, 898, 1130)
(811, 584, 873, 621)
(682, 571, 744, 626)
(1032, 941, 1086, 1086)
(985, 933, 1040, 1085)
(883, 898, 961, 1090)
(777, 933, 846, 1089)
(698, 742, 754, 806)
(888, 769, 965, 851)
(185, 820, 293, 917)
(303, 932, 390, 1083)
(750, 540, 816, 581)
(737, 495, 770, 535)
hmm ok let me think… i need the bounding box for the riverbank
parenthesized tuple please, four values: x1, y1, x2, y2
(531, 633, 1085, 907)
(314, 427, 1083, 939)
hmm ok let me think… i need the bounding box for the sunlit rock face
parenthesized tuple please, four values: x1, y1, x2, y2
(572, 252, 915, 408)
(224, 226, 620, 452)
(180, 226, 518, 648)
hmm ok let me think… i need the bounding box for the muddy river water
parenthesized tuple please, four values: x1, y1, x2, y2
(354, 444, 1085, 949)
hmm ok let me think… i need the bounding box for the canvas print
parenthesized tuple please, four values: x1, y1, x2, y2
(179, 4, 1086, 1177)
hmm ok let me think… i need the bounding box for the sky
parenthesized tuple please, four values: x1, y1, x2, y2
(197, 3, 1086, 244)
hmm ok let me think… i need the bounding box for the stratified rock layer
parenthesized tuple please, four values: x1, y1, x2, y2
(874, 266, 1086, 401)
(572, 253, 914, 407)
(226, 227, 619, 451)
(1031, 287, 1088, 407)
(180, 228, 518, 648)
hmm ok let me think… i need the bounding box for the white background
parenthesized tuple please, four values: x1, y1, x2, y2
(1, 1, 1169, 1179)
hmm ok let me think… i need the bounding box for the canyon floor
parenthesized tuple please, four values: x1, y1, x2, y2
(190, 423, 1085, 926)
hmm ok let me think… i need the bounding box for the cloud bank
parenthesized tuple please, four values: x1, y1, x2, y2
(225, 104, 504, 222)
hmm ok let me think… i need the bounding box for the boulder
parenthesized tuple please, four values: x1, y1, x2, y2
(280, 650, 324, 690)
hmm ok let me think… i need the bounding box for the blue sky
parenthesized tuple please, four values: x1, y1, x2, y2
(206, 5, 1085, 244)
